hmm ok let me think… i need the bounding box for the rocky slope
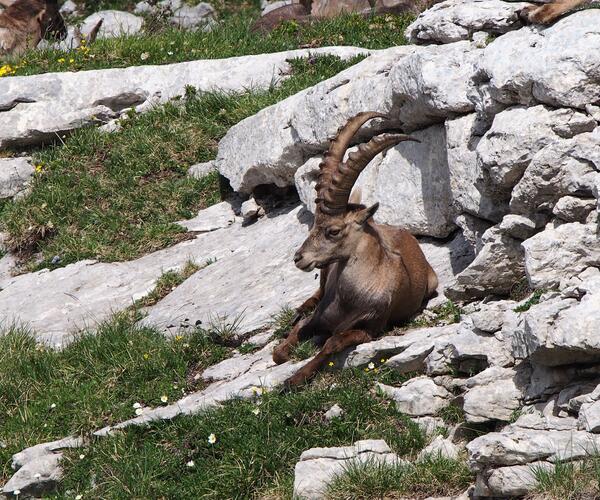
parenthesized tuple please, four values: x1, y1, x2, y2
(1, 1, 600, 498)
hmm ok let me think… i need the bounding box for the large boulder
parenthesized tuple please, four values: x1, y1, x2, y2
(81, 11, 144, 39)
(0, 47, 366, 149)
(406, 0, 528, 45)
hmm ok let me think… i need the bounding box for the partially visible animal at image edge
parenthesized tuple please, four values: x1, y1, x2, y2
(519, 0, 593, 24)
(273, 111, 438, 388)
(0, 0, 67, 57)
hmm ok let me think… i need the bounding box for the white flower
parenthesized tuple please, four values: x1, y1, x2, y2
(140, 52, 149, 60)
(79, 454, 85, 459)
(167, 51, 174, 55)
(160, 395, 168, 403)
(132, 402, 142, 409)
(208, 433, 217, 444)
(76, 495, 83, 500)
(368, 362, 375, 370)
(193, 373, 201, 381)
(13, 490, 20, 496)
(50, 403, 57, 409)
(186, 460, 195, 467)
(252, 408, 260, 415)
(135, 408, 144, 416)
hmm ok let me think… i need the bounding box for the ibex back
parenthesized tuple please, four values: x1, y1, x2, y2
(0, 0, 67, 57)
(273, 112, 438, 388)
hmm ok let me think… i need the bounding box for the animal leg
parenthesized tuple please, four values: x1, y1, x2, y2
(519, 0, 590, 24)
(284, 329, 373, 388)
(272, 317, 312, 365)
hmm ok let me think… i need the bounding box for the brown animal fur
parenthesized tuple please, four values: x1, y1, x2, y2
(0, 0, 66, 57)
(251, 0, 438, 33)
(518, 0, 592, 24)
(273, 112, 438, 388)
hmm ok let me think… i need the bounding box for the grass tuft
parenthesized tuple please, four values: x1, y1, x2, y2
(514, 289, 546, 313)
(532, 456, 600, 500)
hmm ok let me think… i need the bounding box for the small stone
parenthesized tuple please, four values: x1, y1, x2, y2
(324, 404, 344, 421)
(240, 198, 263, 221)
(418, 435, 460, 461)
(578, 400, 600, 432)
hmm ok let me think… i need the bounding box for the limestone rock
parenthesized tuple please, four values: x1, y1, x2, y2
(418, 435, 460, 460)
(469, 299, 515, 333)
(412, 416, 447, 437)
(12, 436, 84, 469)
(293, 440, 400, 499)
(445, 226, 525, 300)
(523, 222, 600, 289)
(2, 454, 62, 497)
(177, 202, 238, 233)
(202, 342, 277, 382)
(578, 400, 600, 432)
(81, 11, 144, 39)
(0, 157, 34, 199)
(462, 365, 529, 423)
(0, 206, 316, 347)
(169, 3, 216, 30)
(553, 196, 597, 223)
(324, 404, 344, 421)
(478, 10, 600, 110)
(240, 198, 264, 221)
(498, 214, 537, 241)
(377, 377, 452, 416)
(406, 0, 528, 45)
(483, 462, 553, 497)
(0, 46, 366, 149)
(188, 161, 216, 179)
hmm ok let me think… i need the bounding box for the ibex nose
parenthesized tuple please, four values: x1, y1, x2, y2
(294, 251, 302, 264)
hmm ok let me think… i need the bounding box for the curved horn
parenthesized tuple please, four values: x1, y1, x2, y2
(315, 112, 387, 214)
(321, 133, 419, 213)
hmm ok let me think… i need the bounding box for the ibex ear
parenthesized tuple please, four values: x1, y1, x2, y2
(354, 202, 379, 226)
(36, 8, 47, 25)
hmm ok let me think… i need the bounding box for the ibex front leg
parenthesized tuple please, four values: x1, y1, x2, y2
(272, 316, 314, 364)
(283, 329, 373, 388)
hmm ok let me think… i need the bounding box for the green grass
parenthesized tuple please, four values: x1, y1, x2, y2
(2, 11, 412, 76)
(514, 289, 545, 313)
(52, 368, 428, 499)
(532, 457, 600, 500)
(0, 314, 229, 485)
(0, 54, 360, 270)
(326, 455, 472, 499)
(134, 260, 202, 308)
(401, 300, 462, 331)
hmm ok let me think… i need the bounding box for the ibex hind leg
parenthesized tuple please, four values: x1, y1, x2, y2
(519, 0, 590, 24)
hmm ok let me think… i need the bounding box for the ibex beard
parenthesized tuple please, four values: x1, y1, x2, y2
(274, 111, 438, 388)
(0, 0, 67, 57)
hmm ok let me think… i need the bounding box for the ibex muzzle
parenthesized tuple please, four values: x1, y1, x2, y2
(274, 111, 438, 388)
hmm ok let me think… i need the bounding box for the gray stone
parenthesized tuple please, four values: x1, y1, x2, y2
(0, 206, 316, 347)
(0, 157, 34, 199)
(498, 214, 537, 241)
(0, 47, 366, 149)
(293, 440, 400, 499)
(59, 0, 78, 16)
(218, 42, 481, 194)
(469, 300, 515, 333)
(476, 105, 596, 195)
(412, 416, 447, 437)
(177, 202, 238, 233)
(188, 161, 216, 179)
(406, 0, 528, 45)
(510, 128, 600, 218)
(523, 222, 600, 289)
(12, 437, 84, 470)
(553, 196, 597, 223)
(262, 0, 293, 15)
(377, 377, 452, 416)
(445, 226, 525, 300)
(478, 10, 600, 110)
(81, 11, 144, 39)
(202, 341, 277, 382)
(240, 198, 263, 220)
(578, 400, 600, 433)
(139, 206, 318, 337)
(462, 365, 529, 423)
(483, 462, 553, 497)
(2, 454, 62, 497)
(324, 404, 344, 421)
(169, 3, 216, 30)
(418, 436, 460, 461)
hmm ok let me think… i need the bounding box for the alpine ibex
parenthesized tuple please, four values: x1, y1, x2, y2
(273, 112, 438, 388)
(0, 0, 67, 57)
(518, 0, 591, 24)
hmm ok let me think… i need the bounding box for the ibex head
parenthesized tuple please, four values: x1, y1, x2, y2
(37, 0, 68, 41)
(294, 112, 418, 272)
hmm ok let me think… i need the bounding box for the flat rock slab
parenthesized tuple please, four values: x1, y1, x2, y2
(140, 206, 317, 336)
(0, 156, 34, 199)
(0, 46, 368, 148)
(0, 205, 316, 347)
(177, 201, 238, 233)
(293, 440, 400, 499)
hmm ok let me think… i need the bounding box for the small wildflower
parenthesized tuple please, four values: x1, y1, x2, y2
(140, 52, 149, 60)
(69, 58, 75, 63)
(193, 373, 201, 381)
(35, 164, 43, 173)
(135, 408, 144, 416)
(186, 460, 195, 467)
(368, 362, 375, 370)
(364, 367, 369, 372)
(76, 496, 83, 500)
(143, 353, 150, 360)
(167, 51, 174, 55)
(58, 57, 65, 63)
(160, 395, 168, 403)
(252, 407, 260, 415)
(380, 358, 386, 363)
(328, 361, 334, 367)
(79, 454, 86, 459)
(183, 343, 190, 348)
(374, 368, 379, 374)
(208, 433, 217, 444)
(50, 403, 57, 409)
(133, 402, 142, 409)
(175, 335, 183, 341)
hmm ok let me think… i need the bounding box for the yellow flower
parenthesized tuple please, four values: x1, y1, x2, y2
(175, 335, 183, 341)
(0, 64, 16, 77)
(364, 367, 369, 372)
(35, 164, 43, 173)
(328, 361, 334, 367)
(58, 58, 65, 63)
(380, 358, 386, 363)
(143, 353, 150, 360)
(69, 58, 75, 63)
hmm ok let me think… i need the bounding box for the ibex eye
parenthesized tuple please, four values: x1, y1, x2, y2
(327, 228, 341, 237)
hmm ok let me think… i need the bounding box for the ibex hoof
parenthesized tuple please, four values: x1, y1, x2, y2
(272, 347, 290, 365)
